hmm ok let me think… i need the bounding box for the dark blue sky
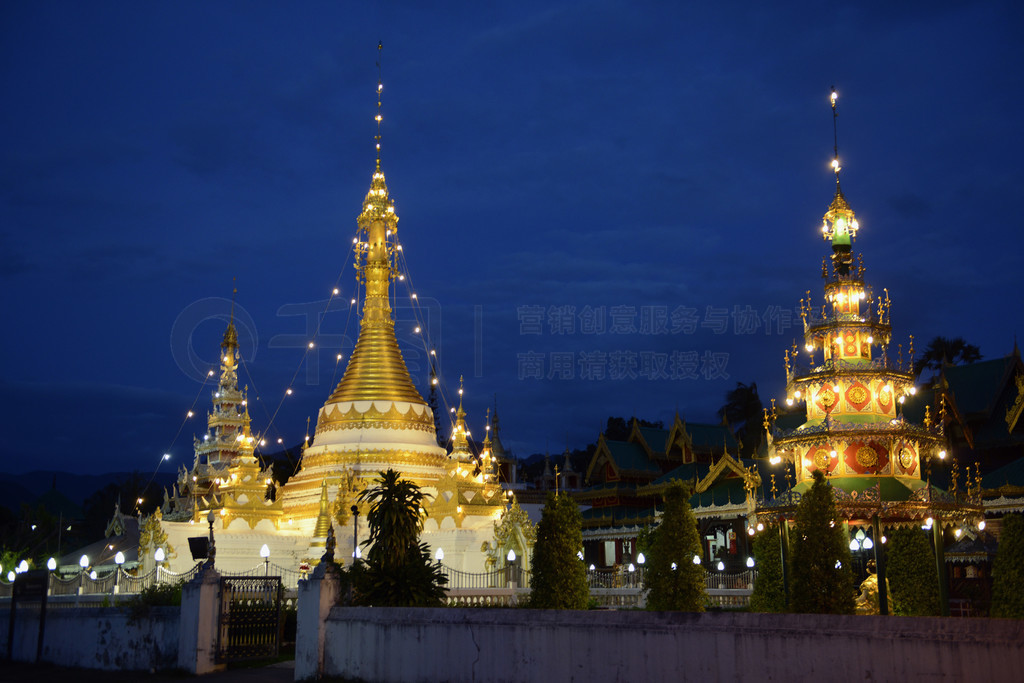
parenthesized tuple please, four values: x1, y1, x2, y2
(2, 1, 1022, 475)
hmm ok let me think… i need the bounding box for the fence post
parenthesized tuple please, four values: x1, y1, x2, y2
(296, 528, 342, 682)
(177, 563, 224, 675)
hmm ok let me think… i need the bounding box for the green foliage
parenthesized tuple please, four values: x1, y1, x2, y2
(643, 482, 706, 611)
(992, 514, 1024, 618)
(886, 527, 940, 616)
(749, 524, 787, 613)
(351, 469, 447, 607)
(789, 471, 855, 614)
(529, 493, 588, 609)
(718, 381, 764, 458)
(351, 542, 448, 607)
(128, 580, 183, 621)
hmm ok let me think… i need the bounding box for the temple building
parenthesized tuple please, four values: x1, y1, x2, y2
(578, 415, 762, 570)
(757, 90, 984, 611)
(149, 72, 523, 575)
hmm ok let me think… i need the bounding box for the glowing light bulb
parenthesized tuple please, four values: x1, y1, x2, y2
(831, 90, 838, 102)
(308, 342, 314, 349)
(350, 298, 356, 305)
(746, 557, 755, 568)
(831, 159, 839, 170)
(867, 336, 874, 343)
(979, 521, 986, 531)
(692, 555, 701, 565)
(414, 326, 421, 333)
(187, 411, 194, 417)
(805, 344, 813, 352)
(277, 438, 283, 444)
(786, 398, 793, 406)
(411, 293, 417, 299)
(332, 288, 339, 295)
(286, 388, 293, 395)
(938, 450, 946, 459)
(863, 537, 873, 550)
(337, 354, 343, 361)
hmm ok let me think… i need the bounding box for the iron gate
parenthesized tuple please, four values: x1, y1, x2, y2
(217, 575, 282, 662)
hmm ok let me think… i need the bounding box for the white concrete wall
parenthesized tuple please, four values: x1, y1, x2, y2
(317, 608, 1024, 683)
(0, 606, 179, 671)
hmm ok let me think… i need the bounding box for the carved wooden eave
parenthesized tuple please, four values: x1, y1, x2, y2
(1006, 373, 1024, 432)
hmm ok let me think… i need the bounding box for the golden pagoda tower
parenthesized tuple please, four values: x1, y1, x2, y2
(167, 312, 280, 528)
(758, 89, 983, 613)
(277, 54, 506, 569)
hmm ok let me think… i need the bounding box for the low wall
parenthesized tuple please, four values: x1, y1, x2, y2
(319, 608, 1024, 683)
(1, 605, 180, 671)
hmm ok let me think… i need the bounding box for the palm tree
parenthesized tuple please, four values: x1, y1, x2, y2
(915, 336, 982, 379)
(718, 381, 764, 458)
(353, 469, 447, 606)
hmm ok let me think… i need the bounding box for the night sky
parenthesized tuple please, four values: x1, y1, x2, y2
(3, 2, 1022, 476)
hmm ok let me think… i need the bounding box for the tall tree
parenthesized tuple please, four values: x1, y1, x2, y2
(749, 523, 787, 613)
(886, 527, 940, 616)
(718, 381, 764, 458)
(915, 336, 982, 379)
(789, 470, 855, 614)
(352, 469, 447, 607)
(991, 514, 1024, 618)
(529, 492, 589, 609)
(643, 482, 706, 611)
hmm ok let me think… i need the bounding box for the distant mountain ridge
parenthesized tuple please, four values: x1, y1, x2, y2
(0, 470, 178, 510)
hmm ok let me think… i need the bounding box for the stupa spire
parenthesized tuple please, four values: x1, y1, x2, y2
(327, 43, 425, 406)
(451, 376, 471, 457)
(821, 88, 859, 276)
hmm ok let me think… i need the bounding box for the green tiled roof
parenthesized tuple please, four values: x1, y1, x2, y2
(690, 478, 747, 508)
(651, 462, 710, 486)
(687, 422, 738, 449)
(605, 440, 660, 473)
(581, 504, 658, 527)
(983, 457, 1024, 489)
(638, 426, 669, 451)
(944, 356, 1016, 416)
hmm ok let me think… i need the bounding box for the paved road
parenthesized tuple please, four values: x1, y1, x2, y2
(0, 659, 300, 682)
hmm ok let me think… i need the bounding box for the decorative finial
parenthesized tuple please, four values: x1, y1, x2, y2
(830, 86, 841, 182)
(375, 41, 383, 165)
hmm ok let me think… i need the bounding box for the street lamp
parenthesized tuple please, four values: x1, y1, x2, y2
(17, 560, 29, 573)
(206, 511, 216, 566)
(114, 552, 125, 594)
(435, 548, 444, 562)
(47, 557, 57, 571)
(746, 556, 755, 569)
(637, 552, 646, 565)
(155, 547, 165, 562)
(351, 505, 360, 561)
(260, 544, 271, 575)
(79, 554, 89, 593)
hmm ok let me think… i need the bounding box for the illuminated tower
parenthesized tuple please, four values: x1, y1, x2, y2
(168, 312, 280, 527)
(278, 50, 506, 566)
(759, 92, 982, 612)
(765, 89, 947, 495)
(279, 67, 448, 524)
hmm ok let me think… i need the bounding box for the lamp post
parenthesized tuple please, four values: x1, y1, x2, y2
(351, 505, 360, 561)
(260, 544, 271, 576)
(435, 548, 444, 562)
(113, 551, 125, 594)
(79, 554, 89, 595)
(155, 547, 165, 583)
(206, 511, 216, 567)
